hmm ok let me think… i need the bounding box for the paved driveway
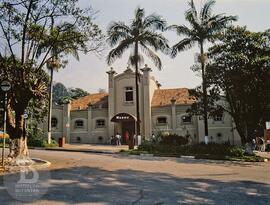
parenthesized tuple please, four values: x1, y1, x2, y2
(0, 150, 270, 205)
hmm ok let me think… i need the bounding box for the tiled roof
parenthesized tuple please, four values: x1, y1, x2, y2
(71, 88, 195, 111)
(151, 88, 196, 107)
(71, 93, 108, 111)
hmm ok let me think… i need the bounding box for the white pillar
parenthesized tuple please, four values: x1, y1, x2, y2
(62, 102, 71, 143)
(141, 64, 152, 139)
(87, 104, 92, 142)
(107, 67, 116, 138)
(171, 97, 176, 133)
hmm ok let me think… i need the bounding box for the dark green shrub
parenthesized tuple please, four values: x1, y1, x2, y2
(138, 141, 245, 158)
(27, 126, 58, 147)
(160, 134, 188, 145)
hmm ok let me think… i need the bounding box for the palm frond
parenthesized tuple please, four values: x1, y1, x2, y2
(138, 30, 170, 54)
(107, 21, 131, 34)
(185, 0, 199, 28)
(107, 21, 132, 46)
(140, 42, 162, 70)
(135, 7, 145, 22)
(106, 38, 134, 65)
(208, 14, 238, 34)
(171, 38, 195, 58)
(143, 14, 167, 31)
(200, 0, 216, 21)
(166, 24, 192, 37)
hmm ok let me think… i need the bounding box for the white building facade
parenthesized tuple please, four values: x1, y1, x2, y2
(42, 65, 241, 145)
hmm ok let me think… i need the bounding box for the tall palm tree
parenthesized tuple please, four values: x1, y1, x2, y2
(107, 7, 169, 140)
(41, 25, 80, 144)
(168, 0, 237, 140)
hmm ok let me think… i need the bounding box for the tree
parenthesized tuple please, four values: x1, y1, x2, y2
(107, 7, 169, 139)
(168, 0, 237, 139)
(68, 88, 89, 99)
(207, 26, 270, 143)
(0, 0, 104, 162)
(52, 83, 69, 104)
(52, 84, 89, 104)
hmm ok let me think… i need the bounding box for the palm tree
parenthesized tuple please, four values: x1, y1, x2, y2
(168, 0, 237, 140)
(46, 54, 61, 144)
(107, 7, 169, 140)
(41, 26, 80, 144)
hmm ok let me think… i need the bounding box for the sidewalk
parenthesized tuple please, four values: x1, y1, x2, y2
(255, 151, 270, 160)
(40, 144, 129, 154)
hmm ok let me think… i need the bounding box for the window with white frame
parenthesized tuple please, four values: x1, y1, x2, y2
(213, 113, 223, 122)
(75, 120, 84, 128)
(124, 87, 133, 103)
(51, 117, 58, 128)
(157, 117, 167, 125)
(182, 115, 192, 124)
(96, 119, 105, 128)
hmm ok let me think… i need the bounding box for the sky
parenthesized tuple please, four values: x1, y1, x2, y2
(53, 0, 270, 93)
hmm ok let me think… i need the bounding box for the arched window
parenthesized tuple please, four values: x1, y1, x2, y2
(51, 117, 58, 128)
(75, 120, 84, 128)
(96, 119, 105, 128)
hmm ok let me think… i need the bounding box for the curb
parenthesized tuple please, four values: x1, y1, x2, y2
(30, 158, 51, 169)
(44, 147, 116, 155)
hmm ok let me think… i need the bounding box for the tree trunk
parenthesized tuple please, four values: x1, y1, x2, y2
(8, 113, 31, 165)
(200, 42, 209, 138)
(47, 68, 53, 144)
(7, 105, 31, 165)
(135, 41, 140, 136)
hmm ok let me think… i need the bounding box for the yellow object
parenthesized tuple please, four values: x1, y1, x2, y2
(0, 132, 9, 139)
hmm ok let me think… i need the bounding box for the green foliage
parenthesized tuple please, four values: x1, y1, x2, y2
(207, 26, 270, 143)
(107, 7, 169, 69)
(53, 82, 89, 104)
(68, 88, 89, 100)
(27, 126, 58, 148)
(160, 134, 188, 146)
(138, 142, 245, 158)
(0, 0, 104, 154)
(168, 0, 237, 57)
(53, 83, 69, 104)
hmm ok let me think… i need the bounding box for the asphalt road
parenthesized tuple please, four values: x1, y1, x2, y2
(0, 149, 270, 205)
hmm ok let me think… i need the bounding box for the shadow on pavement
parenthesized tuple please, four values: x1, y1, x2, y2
(0, 165, 269, 205)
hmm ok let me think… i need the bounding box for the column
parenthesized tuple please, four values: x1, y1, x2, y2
(87, 104, 92, 140)
(106, 67, 116, 138)
(141, 64, 152, 139)
(171, 97, 176, 132)
(63, 101, 71, 143)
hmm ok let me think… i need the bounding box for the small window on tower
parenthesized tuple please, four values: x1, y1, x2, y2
(125, 87, 133, 103)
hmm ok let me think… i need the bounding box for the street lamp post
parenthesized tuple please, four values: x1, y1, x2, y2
(1, 80, 11, 167)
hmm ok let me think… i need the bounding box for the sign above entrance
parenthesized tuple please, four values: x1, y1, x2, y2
(111, 113, 137, 122)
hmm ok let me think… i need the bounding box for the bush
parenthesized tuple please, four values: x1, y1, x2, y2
(138, 142, 245, 158)
(160, 134, 188, 145)
(27, 126, 58, 147)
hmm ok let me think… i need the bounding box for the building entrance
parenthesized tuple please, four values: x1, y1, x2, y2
(121, 121, 135, 144)
(111, 112, 136, 146)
